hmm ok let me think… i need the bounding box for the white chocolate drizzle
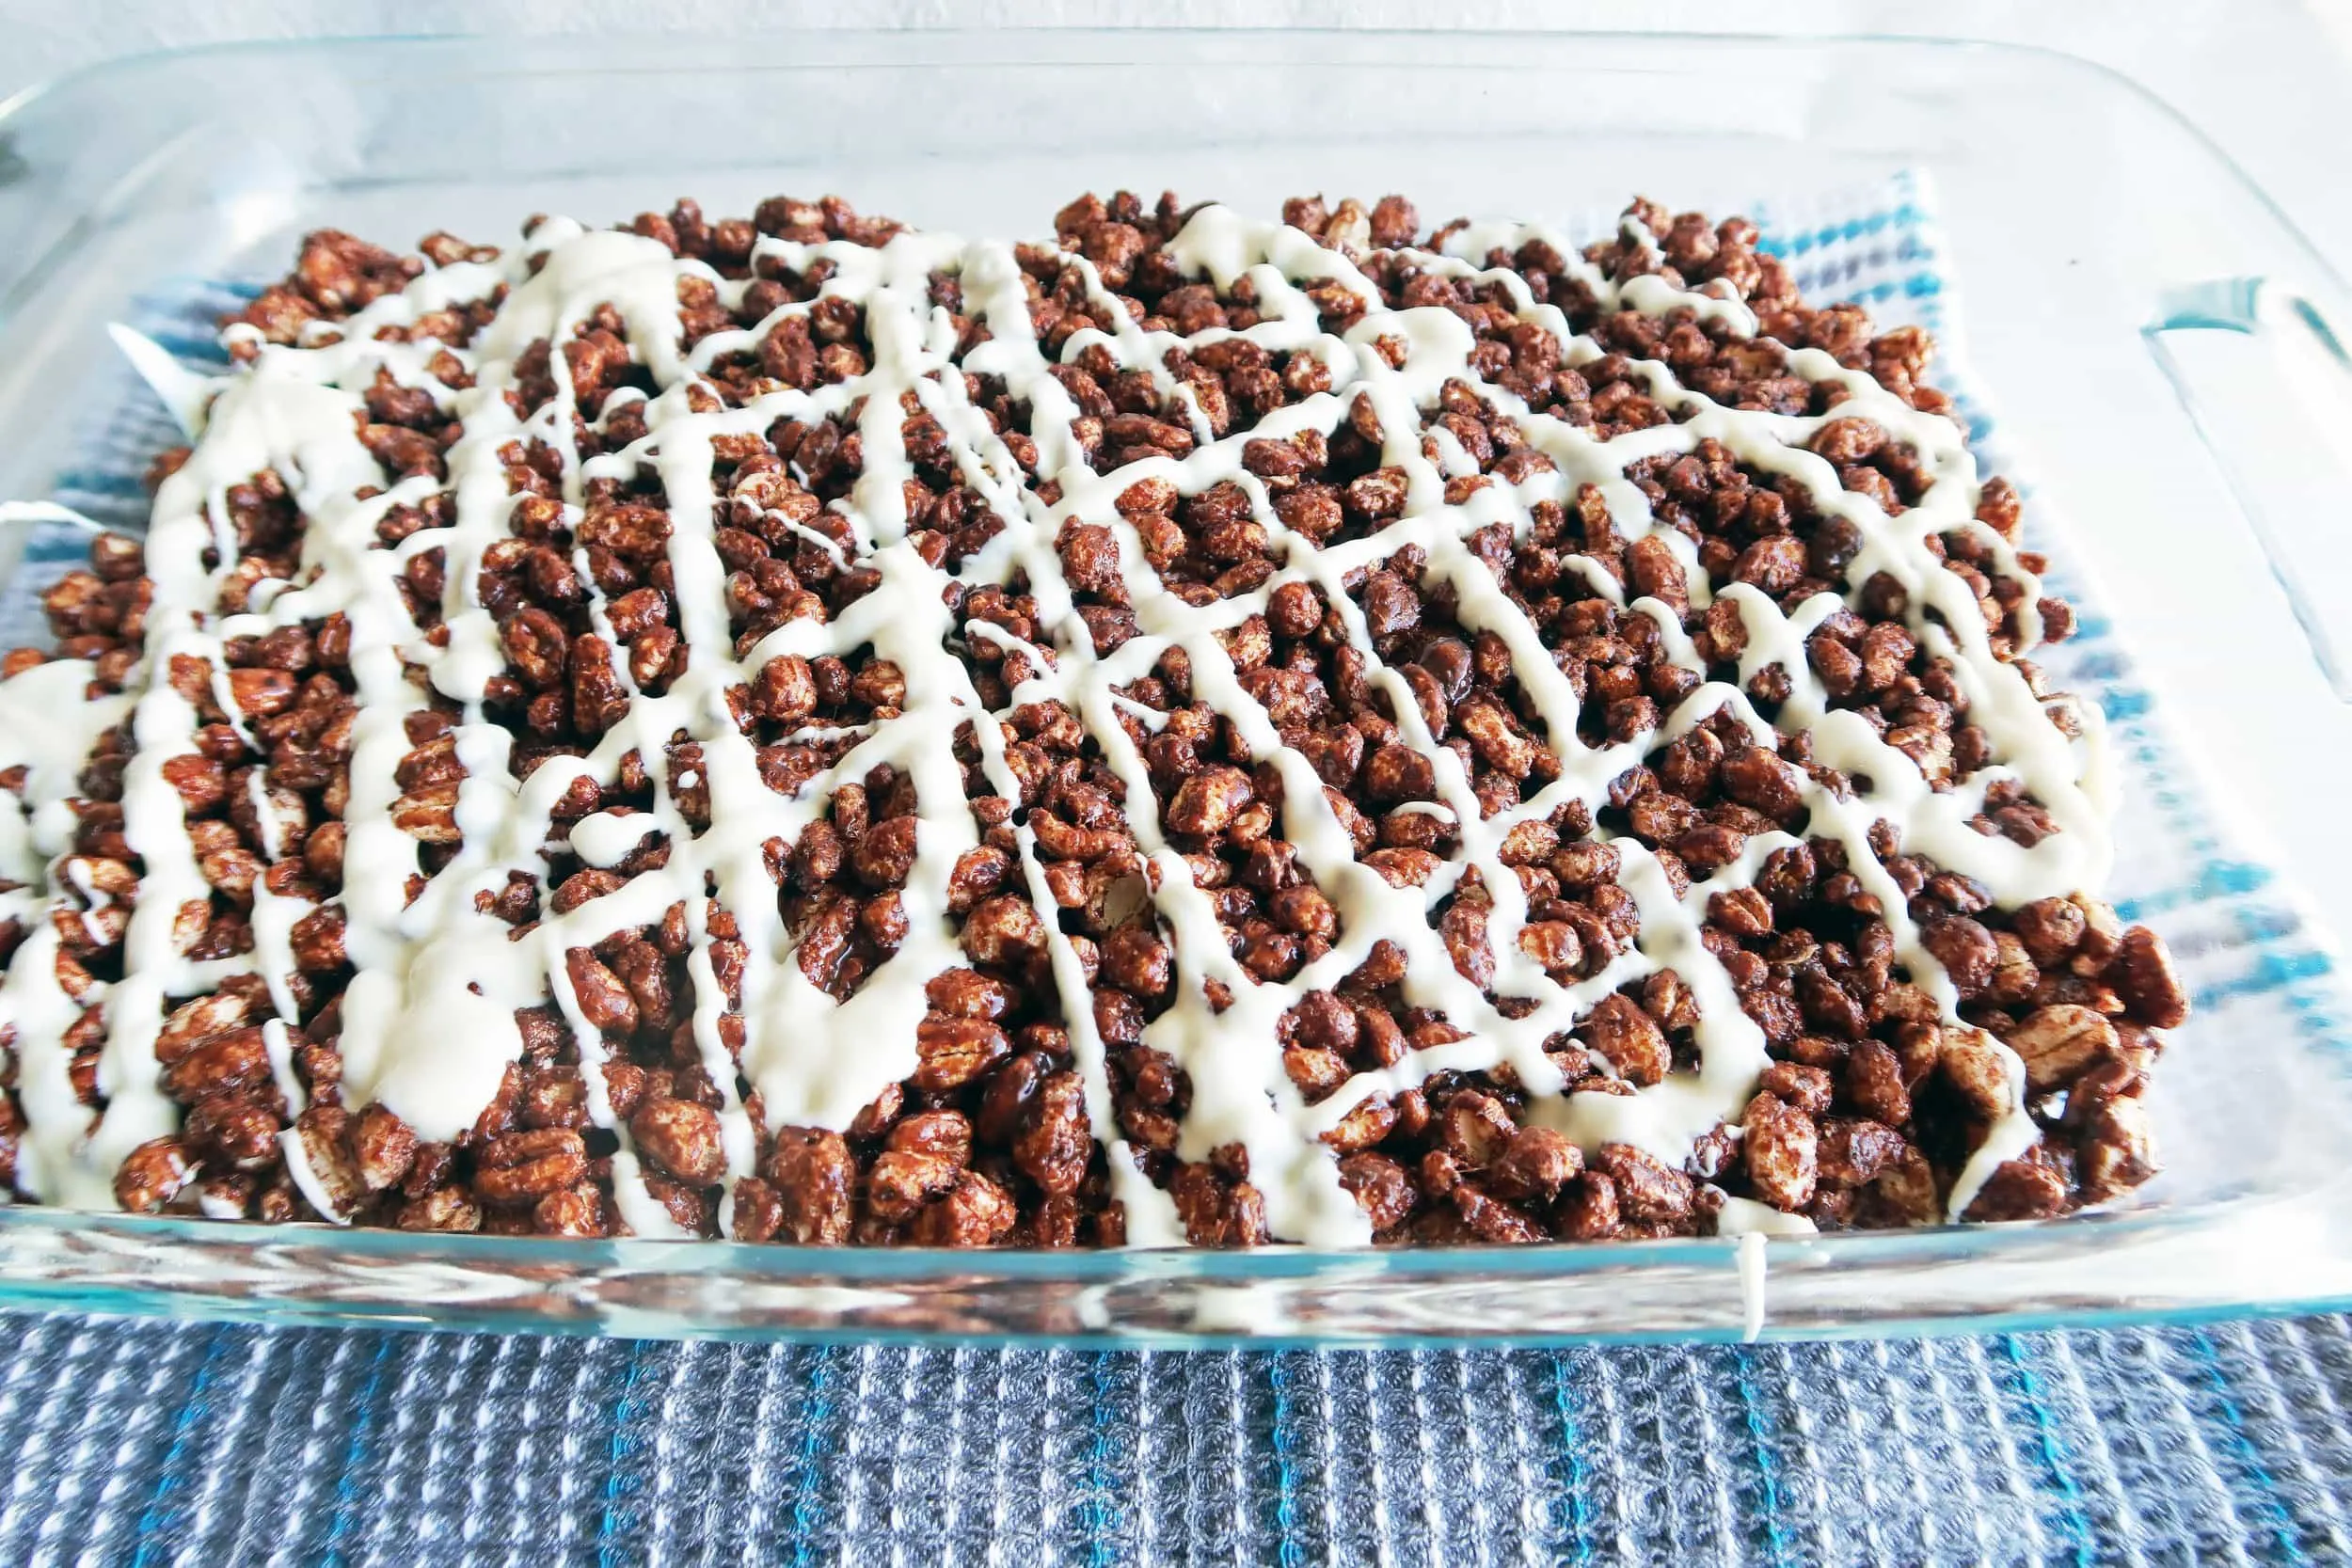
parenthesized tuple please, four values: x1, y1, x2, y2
(0, 200, 2108, 1243)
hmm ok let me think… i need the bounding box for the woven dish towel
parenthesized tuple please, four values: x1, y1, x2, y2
(0, 175, 2347, 1566)
(0, 1314, 2346, 1563)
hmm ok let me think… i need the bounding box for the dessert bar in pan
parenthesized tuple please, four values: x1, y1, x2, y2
(0, 189, 2182, 1248)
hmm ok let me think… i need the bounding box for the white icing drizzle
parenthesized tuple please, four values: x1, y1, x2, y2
(106, 325, 215, 440)
(0, 199, 2106, 1245)
(1735, 1228, 1771, 1341)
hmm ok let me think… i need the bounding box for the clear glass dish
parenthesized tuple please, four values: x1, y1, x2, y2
(1, 27, 2349, 1346)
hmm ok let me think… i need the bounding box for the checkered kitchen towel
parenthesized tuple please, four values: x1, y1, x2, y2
(1, 174, 2348, 1565)
(1, 1315, 2347, 1563)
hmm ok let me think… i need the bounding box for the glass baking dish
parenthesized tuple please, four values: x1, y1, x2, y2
(1, 27, 2348, 1347)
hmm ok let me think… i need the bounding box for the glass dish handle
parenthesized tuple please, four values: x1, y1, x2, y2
(2145, 277, 2352, 700)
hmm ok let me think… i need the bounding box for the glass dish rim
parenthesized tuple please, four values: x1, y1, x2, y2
(6, 1192, 2352, 1348)
(0, 24, 2344, 1345)
(5, 18, 2344, 311)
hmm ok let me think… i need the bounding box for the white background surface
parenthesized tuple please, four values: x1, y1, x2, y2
(4, 0, 2350, 935)
(0, 0, 2341, 252)
(0, 0, 2345, 267)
